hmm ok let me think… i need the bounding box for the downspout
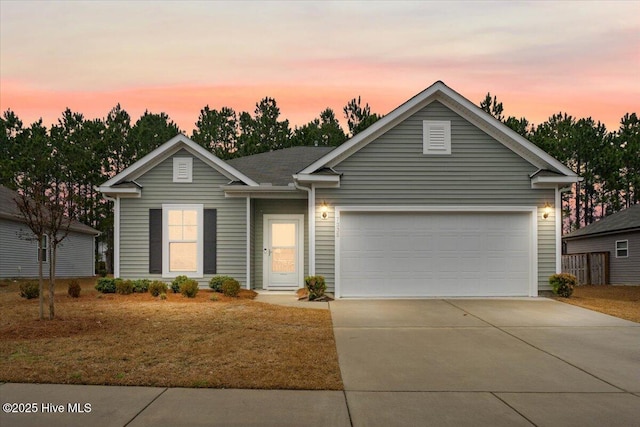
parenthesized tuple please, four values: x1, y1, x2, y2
(246, 197, 251, 289)
(556, 185, 572, 274)
(104, 195, 120, 279)
(294, 181, 315, 276)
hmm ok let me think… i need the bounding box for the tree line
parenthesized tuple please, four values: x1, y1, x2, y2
(1, 92, 637, 281)
(0, 96, 380, 278)
(480, 94, 639, 232)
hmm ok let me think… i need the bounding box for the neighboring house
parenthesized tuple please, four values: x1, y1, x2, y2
(99, 81, 579, 298)
(0, 185, 100, 279)
(563, 204, 640, 285)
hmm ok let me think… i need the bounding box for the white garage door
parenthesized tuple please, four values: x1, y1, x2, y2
(338, 211, 533, 297)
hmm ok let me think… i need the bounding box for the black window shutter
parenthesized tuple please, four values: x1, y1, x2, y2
(204, 209, 217, 274)
(149, 209, 162, 274)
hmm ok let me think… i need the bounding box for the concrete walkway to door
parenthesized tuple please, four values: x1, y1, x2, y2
(330, 298, 640, 427)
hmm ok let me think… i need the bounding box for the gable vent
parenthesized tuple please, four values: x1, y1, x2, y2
(423, 120, 451, 155)
(173, 157, 193, 182)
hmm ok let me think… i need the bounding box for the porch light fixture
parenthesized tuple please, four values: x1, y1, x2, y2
(320, 203, 328, 220)
(543, 203, 552, 219)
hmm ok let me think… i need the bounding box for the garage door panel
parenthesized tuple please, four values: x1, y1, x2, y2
(339, 211, 532, 297)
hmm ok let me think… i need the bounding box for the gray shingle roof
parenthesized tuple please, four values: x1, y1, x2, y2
(226, 146, 335, 186)
(0, 185, 99, 235)
(563, 204, 640, 239)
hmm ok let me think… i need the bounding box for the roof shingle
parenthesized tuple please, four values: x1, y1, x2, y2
(226, 146, 335, 186)
(563, 204, 640, 239)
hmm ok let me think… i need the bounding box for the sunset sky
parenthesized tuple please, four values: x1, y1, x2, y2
(1, 1, 638, 133)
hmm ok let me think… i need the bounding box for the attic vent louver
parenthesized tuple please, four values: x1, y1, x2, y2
(423, 120, 451, 155)
(173, 157, 193, 182)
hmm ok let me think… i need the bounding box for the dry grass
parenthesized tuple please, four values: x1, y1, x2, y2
(0, 278, 343, 390)
(553, 285, 640, 323)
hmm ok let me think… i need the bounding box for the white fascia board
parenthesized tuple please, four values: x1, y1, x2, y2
(292, 174, 341, 186)
(97, 186, 141, 198)
(531, 175, 582, 189)
(100, 134, 258, 188)
(433, 91, 578, 177)
(299, 81, 578, 179)
(299, 85, 442, 174)
(222, 185, 307, 199)
(335, 205, 538, 214)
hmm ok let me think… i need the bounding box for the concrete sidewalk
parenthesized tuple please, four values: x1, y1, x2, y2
(0, 384, 350, 427)
(1, 298, 639, 426)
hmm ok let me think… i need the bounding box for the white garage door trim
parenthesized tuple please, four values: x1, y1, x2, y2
(335, 206, 538, 298)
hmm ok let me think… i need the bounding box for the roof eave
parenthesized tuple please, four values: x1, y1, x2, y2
(563, 226, 640, 240)
(293, 173, 341, 188)
(97, 186, 142, 198)
(100, 134, 259, 188)
(299, 81, 579, 178)
(222, 184, 308, 199)
(531, 175, 583, 189)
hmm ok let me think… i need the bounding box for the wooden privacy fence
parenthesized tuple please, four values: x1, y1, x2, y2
(561, 252, 609, 285)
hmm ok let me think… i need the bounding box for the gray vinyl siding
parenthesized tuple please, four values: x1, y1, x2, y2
(564, 231, 640, 285)
(119, 149, 247, 285)
(251, 199, 308, 289)
(316, 101, 556, 291)
(0, 218, 95, 278)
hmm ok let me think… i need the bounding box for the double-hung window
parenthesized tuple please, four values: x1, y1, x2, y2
(615, 240, 628, 258)
(162, 204, 203, 278)
(37, 235, 48, 263)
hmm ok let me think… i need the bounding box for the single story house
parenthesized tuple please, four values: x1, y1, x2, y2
(99, 81, 580, 298)
(0, 185, 100, 279)
(563, 204, 640, 285)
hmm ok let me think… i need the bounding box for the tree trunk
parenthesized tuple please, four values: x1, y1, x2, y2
(48, 244, 56, 320)
(38, 238, 44, 320)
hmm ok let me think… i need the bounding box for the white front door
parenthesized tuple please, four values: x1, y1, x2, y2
(263, 215, 304, 290)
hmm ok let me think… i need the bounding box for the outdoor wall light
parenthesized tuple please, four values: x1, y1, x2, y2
(321, 203, 328, 220)
(543, 203, 552, 219)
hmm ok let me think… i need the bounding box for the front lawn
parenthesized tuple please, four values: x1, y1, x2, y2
(0, 278, 343, 390)
(554, 285, 640, 323)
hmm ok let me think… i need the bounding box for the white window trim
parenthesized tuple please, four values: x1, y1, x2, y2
(615, 240, 629, 258)
(37, 234, 48, 263)
(423, 120, 451, 155)
(173, 157, 193, 183)
(162, 204, 203, 278)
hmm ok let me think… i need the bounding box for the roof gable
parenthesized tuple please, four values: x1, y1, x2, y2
(100, 134, 258, 192)
(563, 204, 640, 239)
(299, 81, 578, 182)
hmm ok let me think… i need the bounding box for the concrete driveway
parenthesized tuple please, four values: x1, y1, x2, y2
(331, 298, 640, 427)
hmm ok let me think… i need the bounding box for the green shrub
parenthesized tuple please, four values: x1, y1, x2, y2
(221, 279, 241, 297)
(549, 273, 577, 298)
(19, 281, 39, 299)
(149, 280, 168, 297)
(132, 279, 150, 293)
(95, 277, 116, 294)
(180, 279, 199, 298)
(68, 280, 81, 298)
(209, 275, 235, 293)
(210, 293, 219, 301)
(116, 279, 134, 295)
(305, 275, 326, 301)
(171, 275, 190, 294)
(159, 292, 167, 300)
